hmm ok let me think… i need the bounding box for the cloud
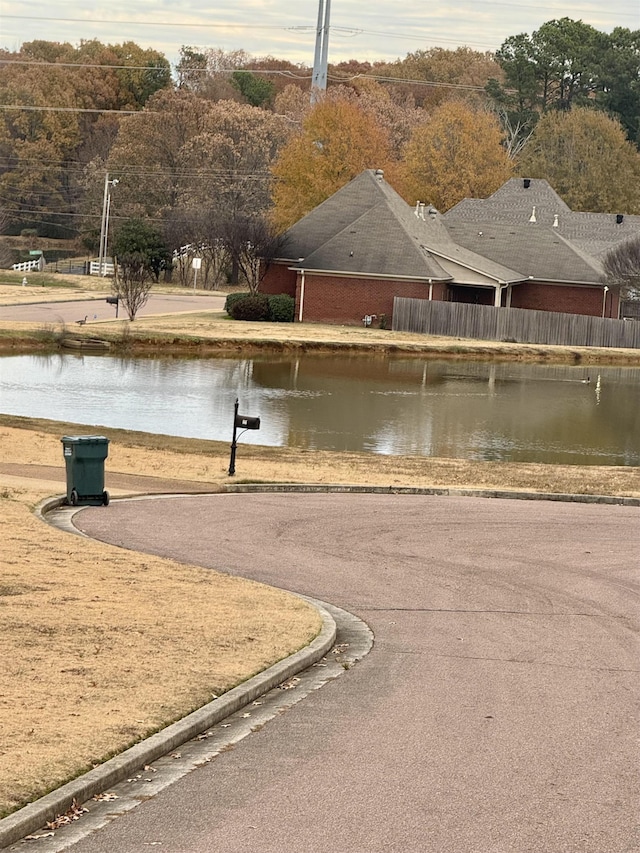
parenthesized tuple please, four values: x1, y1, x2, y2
(2, 0, 637, 67)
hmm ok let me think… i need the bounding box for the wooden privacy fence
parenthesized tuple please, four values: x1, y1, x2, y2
(392, 298, 640, 350)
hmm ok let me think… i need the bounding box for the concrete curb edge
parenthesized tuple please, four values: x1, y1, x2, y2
(0, 498, 337, 849)
(221, 483, 640, 506)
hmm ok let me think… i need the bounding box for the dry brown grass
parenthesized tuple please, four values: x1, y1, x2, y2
(0, 426, 321, 818)
(2, 273, 640, 364)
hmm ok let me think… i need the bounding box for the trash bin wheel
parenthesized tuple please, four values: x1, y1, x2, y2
(70, 489, 79, 506)
(102, 490, 110, 506)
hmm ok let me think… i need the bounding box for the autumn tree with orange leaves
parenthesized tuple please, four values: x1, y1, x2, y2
(399, 100, 514, 212)
(271, 98, 395, 230)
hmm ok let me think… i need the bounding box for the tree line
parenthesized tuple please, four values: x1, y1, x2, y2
(0, 21, 639, 292)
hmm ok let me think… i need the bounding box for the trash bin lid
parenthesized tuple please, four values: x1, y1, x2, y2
(61, 435, 109, 444)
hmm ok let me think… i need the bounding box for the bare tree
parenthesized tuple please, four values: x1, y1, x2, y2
(112, 258, 153, 321)
(603, 236, 640, 301)
(220, 216, 286, 294)
(164, 208, 230, 289)
(112, 219, 170, 319)
(496, 107, 534, 159)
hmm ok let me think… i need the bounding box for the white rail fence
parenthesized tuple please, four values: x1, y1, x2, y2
(12, 258, 44, 272)
(89, 261, 115, 276)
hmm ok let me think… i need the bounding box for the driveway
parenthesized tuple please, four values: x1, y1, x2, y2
(0, 293, 226, 324)
(57, 493, 640, 852)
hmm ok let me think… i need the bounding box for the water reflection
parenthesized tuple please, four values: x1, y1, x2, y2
(1, 353, 639, 465)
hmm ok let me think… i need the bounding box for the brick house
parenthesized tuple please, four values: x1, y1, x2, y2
(261, 170, 639, 324)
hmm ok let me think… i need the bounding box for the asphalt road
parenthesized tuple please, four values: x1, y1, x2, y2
(0, 293, 225, 324)
(60, 492, 640, 853)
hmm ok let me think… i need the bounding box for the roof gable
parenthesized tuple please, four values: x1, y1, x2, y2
(285, 170, 525, 283)
(281, 171, 388, 260)
(447, 178, 571, 226)
(300, 201, 452, 280)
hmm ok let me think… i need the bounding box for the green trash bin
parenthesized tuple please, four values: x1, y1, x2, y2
(61, 435, 110, 506)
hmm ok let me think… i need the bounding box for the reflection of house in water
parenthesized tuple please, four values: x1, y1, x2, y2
(248, 357, 640, 463)
(251, 356, 443, 453)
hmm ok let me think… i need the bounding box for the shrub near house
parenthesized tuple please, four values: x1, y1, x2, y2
(225, 292, 295, 322)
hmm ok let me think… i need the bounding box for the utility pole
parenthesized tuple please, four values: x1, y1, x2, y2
(311, 0, 331, 104)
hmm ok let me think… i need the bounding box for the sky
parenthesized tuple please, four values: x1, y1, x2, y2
(1, 0, 638, 68)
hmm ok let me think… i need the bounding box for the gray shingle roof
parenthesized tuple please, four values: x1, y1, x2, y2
(282, 171, 524, 283)
(445, 177, 640, 261)
(444, 220, 604, 284)
(447, 178, 571, 223)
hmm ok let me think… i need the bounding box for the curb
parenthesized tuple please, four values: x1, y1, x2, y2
(0, 601, 336, 850)
(1, 496, 337, 849)
(222, 483, 640, 506)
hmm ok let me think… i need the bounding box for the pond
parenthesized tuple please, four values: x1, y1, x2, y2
(1, 353, 639, 465)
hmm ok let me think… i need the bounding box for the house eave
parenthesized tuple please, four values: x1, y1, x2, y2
(289, 266, 452, 283)
(527, 277, 606, 287)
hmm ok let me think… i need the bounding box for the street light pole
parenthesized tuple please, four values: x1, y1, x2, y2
(602, 285, 609, 318)
(98, 173, 119, 276)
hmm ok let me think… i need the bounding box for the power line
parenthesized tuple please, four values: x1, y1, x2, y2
(0, 59, 170, 72)
(329, 72, 488, 91)
(0, 105, 143, 114)
(0, 58, 315, 78)
(4, 5, 637, 31)
(0, 14, 289, 30)
(0, 71, 495, 115)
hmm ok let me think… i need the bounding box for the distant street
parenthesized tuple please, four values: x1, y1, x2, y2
(0, 292, 226, 325)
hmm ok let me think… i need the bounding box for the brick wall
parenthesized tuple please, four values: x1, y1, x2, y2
(260, 262, 297, 297)
(510, 281, 619, 317)
(296, 274, 434, 325)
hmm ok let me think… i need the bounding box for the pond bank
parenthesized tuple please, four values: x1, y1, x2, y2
(2, 320, 640, 365)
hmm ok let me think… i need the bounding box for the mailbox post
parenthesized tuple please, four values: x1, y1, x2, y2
(228, 398, 260, 476)
(106, 295, 119, 318)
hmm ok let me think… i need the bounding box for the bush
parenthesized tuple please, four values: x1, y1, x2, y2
(230, 294, 271, 321)
(268, 293, 295, 323)
(224, 291, 252, 315)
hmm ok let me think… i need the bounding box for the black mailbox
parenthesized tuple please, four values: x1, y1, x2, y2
(235, 415, 260, 430)
(106, 295, 119, 318)
(229, 399, 260, 476)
